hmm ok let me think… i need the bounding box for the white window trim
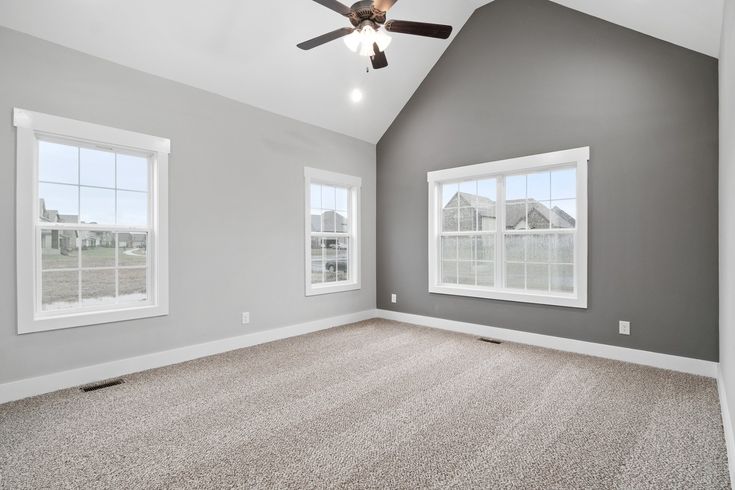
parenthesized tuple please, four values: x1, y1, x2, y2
(14, 108, 170, 334)
(427, 147, 589, 309)
(304, 167, 361, 296)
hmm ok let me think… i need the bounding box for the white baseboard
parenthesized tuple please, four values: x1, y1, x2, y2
(718, 367, 735, 485)
(0, 309, 378, 405)
(376, 309, 718, 378)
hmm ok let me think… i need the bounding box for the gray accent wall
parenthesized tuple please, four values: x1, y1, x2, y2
(0, 27, 376, 384)
(377, 0, 719, 360)
(720, 0, 735, 432)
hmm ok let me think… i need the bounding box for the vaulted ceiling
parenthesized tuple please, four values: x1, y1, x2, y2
(0, 0, 724, 143)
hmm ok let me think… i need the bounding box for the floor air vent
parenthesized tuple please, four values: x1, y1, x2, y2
(478, 338, 502, 345)
(80, 379, 125, 392)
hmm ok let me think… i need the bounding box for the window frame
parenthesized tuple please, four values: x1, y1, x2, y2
(427, 147, 589, 309)
(304, 167, 361, 296)
(14, 108, 170, 334)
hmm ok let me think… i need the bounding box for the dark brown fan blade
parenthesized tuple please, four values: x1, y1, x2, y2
(312, 0, 352, 16)
(297, 27, 355, 50)
(384, 20, 452, 39)
(370, 43, 388, 69)
(373, 0, 397, 12)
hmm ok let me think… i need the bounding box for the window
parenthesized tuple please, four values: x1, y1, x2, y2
(304, 167, 361, 296)
(428, 147, 588, 308)
(14, 108, 170, 333)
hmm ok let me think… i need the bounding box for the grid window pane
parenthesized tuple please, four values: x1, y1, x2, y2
(551, 199, 576, 228)
(476, 262, 494, 287)
(458, 261, 474, 286)
(442, 261, 458, 284)
(477, 206, 496, 231)
(80, 148, 115, 188)
(39, 141, 78, 185)
(459, 180, 476, 206)
(82, 269, 116, 306)
(505, 202, 527, 230)
(478, 179, 496, 201)
(118, 233, 147, 267)
(81, 231, 116, 268)
(526, 264, 550, 291)
(527, 201, 551, 230)
(119, 268, 147, 303)
(460, 207, 476, 231)
(322, 185, 336, 210)
(551, 264, 574, 293)
(80, 186, 115, 225)
(42, 270, 79, 311)
(311, 238, 323, 284)
(311, 210, 322, 232)
(41, 230, 78, 270)
(322, 211, 336, 233)
(551, 234, 574, 264)
(39, 183, 78, 223)
(551, 168, 576, 200)
(475, 235, 494, 261)
(441, 236, 458, 260)
(527, 171, 550, 201)
(458, 236, 473, 261)
(505, 263, 525, 289)
(117, 154, 148, 192)
(336, 187, 349, 211)
(117, 191, 148, 226)
(504, 234, 525, 262)
(506, 175, 526, 200)
(442, 208, 459, 232)
(442, 183, 459, 208)
(527, 234, 550, 263)
(310, 184, 322, 210)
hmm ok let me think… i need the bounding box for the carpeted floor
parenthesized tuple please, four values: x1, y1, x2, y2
(0, 319, 730, 489)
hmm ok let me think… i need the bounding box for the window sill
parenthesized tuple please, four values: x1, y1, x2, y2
(20, 303, 169, 334)
(429, 284, 587, 309)
(305, 281, 361, 297)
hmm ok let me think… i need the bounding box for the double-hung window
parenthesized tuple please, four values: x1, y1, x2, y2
(304, 167, 361, 296)
(14, 108, 170, 333)
(428, 147, 588, 308)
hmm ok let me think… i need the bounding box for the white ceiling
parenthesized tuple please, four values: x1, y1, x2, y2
(0, 0, 724, 144)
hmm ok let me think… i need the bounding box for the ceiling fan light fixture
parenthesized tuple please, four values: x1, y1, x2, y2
(343, 24, 392, 56)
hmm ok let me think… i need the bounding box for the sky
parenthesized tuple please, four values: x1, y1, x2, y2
(38, 140, 149, 226)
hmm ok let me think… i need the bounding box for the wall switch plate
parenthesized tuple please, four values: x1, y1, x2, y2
(242, 312, 250, 325)
(619, 321, 630, 335)
(391, 294, 397, 304)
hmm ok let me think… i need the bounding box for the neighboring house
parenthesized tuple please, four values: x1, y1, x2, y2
(444, 192, 575, 230)
(39, 199, 78, 254)
(118, 233, 146, 249)
(39, 199, 119, 252)
(311, 210, 348, 233)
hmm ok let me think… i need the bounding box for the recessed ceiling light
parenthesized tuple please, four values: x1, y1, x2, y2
(350, 88, 364, 103)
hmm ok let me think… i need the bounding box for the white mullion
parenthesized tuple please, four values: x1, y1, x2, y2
(114, 231, 119, 303)
(497, 176, 505, 288)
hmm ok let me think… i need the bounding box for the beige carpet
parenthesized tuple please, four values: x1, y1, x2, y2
(0, 319, 730, 489)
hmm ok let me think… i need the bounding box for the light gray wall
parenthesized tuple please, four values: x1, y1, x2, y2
(720, 0, 735, 430)
(0, 27, 376, 384)
(377, 0, 719, 360)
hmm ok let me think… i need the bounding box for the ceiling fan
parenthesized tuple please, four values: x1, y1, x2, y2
(297, 0, 453, 70)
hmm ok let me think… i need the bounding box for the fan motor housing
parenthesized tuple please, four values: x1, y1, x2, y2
(349, 0, 387, 26)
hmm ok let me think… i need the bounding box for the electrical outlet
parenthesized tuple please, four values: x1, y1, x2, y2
(391, 294, 397, 304)
(619, 321, 630, 336)
(242, 312, 250, 325)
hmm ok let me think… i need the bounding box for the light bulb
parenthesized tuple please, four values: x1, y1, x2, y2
(350, 88, 364, 103)
(343, 31, 360, 53)
(375, 29, 392, 52)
